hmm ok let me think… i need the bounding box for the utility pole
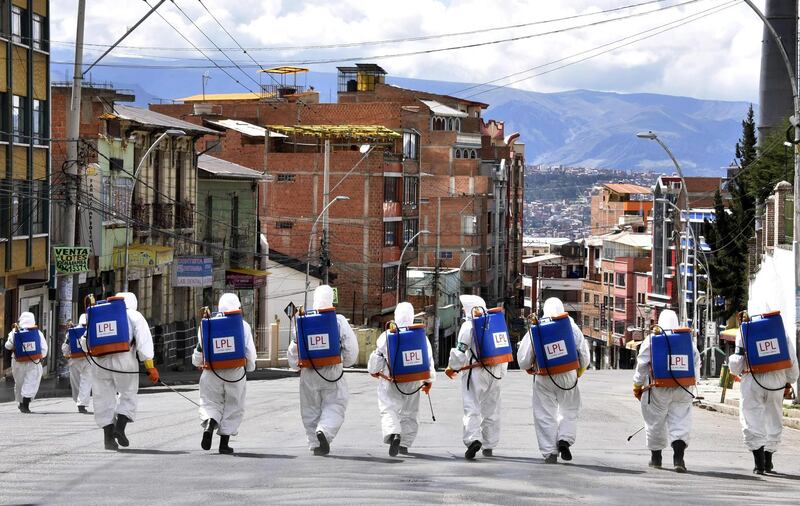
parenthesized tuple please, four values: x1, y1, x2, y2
(57, 0, 85, 342)
(606, 274, 613, 369)
(321, 139, 331, 284)
(432, 259, 440, 366)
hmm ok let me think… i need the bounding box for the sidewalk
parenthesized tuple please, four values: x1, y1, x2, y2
(694, 378, 800, 430)
(0, 366, 297, 404)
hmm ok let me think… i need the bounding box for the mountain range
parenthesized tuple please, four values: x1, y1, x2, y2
(58, 57, 751, 176)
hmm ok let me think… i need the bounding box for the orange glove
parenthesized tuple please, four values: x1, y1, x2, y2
(445, 367, 458, 380)
(421, 382, 432, 394)
(370, 373, 380, 379)
(633, 384, 643, 401)
(144, 359, 159, 384)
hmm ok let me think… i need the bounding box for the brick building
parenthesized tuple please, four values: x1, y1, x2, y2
(589, 183, 652, 235)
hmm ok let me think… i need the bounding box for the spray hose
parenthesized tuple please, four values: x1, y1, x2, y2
(296, 306, 344, 383)
(10, 323, 42, 365)
(529, 315, 578, 392)
(198, 307, 246, 384)
(465, 307, 502, 391)
(738, 311, 788, 392)
(650, 325, 695, 400)
(382, 321, 425, 396)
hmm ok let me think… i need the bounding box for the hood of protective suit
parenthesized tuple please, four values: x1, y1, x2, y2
(394, 302, 415, 327)
(218, 293, 242, 313)
(116, 292, 138, 311)
(78, 313, 87, 326)
(313, 285, 334, 310)
(460, 295, 487, 319)
(18, 312, 35, 328)
(542, 297, 565, 318)
(747, 299, 773, 316)
(657, 309, 679, 330)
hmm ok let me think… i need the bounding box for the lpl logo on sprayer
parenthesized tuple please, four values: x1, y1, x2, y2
(493, 332, 509, 347)
(668, 354, 690, 371)
(545, 339, 568, 360)
(213, 337, 237, 354)
(756, 338, 781, 357)
(95, 321, 117, 338)
(402, 349, 424, 367)
(22, 342, 36, 352)
(307, 333, 330, 351)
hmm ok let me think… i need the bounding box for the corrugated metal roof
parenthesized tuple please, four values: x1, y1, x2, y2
(603, 183, 652, 194)
(197, 155, 263, 179)
(104, 104, 217, 134)
(206, 119, 288, 138)
(522, 253, 562, 264)
(177, 92, 261, 102)
(420, 99, 468, 118)
(604, 231, 652, 249)
(266, 124, 400, 139)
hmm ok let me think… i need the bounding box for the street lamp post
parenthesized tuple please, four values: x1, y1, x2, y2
(741, 0, 800, 403)
(304, 196, 350, 308)
(395, 230, 430, 303)
(123, 129, 185, 292)
(638, 131, 691, 325)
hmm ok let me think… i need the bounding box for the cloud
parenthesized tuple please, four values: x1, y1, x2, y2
(50, 0, 767, 101)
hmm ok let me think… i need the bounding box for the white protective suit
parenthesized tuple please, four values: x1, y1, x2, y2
(517, 298, 590, 457)
(90, 292, 155, 428)
(61, 313, 92, 408)
(448, 295, 508, 450)
(728, 303, 799, 452)
(633, 310, 701, 451)
(367, 302, 436, 448)
(4, 312, 48, 403)
(287, 285, 359, 449)
(192, 293, 257, 436)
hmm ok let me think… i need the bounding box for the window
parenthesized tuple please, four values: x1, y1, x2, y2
(439, 251, 453, 260)
(383, 266, 398, 293)
(12, 95, 26, 143)
(462, 215, 476, 235)
(593, 318, 600, 330)
(384, 177, 399, 202)
(152, 275, 163, 326)
(32, 100, 46, 145)
(593, 294, 599, 305)
(614, 297, 625, 311)
(403, 176, 418, 206)
(402, 218, 418, 245)
(277, 173, 295, 182)
(614, 320, 626, 335)
(11, 6, 23, 44)
(402, 132, 418, 160)
(583, 292, 590, 303)
(583, 316, 590, 328)
(275, 221, 293, 229)
(152, 149, 162, 202)
(205, 140, 221, 153)
(454, 148, 462, 159)
(32, 14, 45, 51)
(384, 221, 398, 247)
(616, 273, 626, 287)
(469, 149, 477, 159)
(487, 212, 493, 234)
(101, 176, 133, 222)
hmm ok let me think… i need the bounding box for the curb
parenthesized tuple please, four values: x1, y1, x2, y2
(696, 401, 800, 430)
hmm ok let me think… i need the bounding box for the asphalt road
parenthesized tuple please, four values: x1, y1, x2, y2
(1, 370, 799, 505)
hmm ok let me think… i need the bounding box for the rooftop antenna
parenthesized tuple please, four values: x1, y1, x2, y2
(202, 71, 211, 100)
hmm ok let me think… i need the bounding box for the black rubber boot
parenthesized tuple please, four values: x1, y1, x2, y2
(103, 424, 119, 451)
(201, 419, 218, 451)
(752, 446, 766, 475)
(764, 451, 774, 473)
(482, 449, 493, 457)
(219, 435, 234, 455)
(465, 440, 482, 460)
(389, 434, 401, 457)
(544, 453, 558, 464)
(114, 414, 130, 447)
(558, 440, 573, 461)
(313, 431, 330, 456)
(649, 450, 662, 468)
(671, 440, 687, 473)
(20, 397, 31, 413)
(78, 405, 88, 414)
(399, 446, 409, 455)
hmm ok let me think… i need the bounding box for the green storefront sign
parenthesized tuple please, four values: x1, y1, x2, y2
(54, 247, 90, 274)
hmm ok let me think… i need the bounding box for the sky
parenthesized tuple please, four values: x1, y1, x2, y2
(49, 0, 768, 102)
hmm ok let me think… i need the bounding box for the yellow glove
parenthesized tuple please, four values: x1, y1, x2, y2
(577, 367, 586, 378)
(633, 384, 643, 401)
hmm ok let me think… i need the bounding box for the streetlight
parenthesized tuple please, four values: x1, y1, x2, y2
(304, 195, 350, 308)
(655, 197, 697, 327)
(395, 230, 430, 302)
(638, 131, 691, 324)
(123, 128, 185, 291)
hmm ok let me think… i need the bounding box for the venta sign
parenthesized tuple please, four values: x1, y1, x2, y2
(54, 247, 90, 274)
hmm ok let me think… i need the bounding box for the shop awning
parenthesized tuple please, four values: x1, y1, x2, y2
(625, 340, 643, 350)
(113, 245, 174, 269)
(720, 328, 739, 343)
(226, 268, 270, 289)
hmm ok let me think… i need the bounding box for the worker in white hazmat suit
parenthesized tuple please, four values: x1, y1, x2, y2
(633, 309, 701, 472)
(367, 302, 436, 456)
(61, 313, 93, 413)
(517, 297, 589, 463)
(192, 293, 257, 455)
(4, 312, 48, 413)
(89, 292, 159, 450)
(287, 285, 359, 455)
(445, 295, 507, 460)
(728, 302, 799, 474)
